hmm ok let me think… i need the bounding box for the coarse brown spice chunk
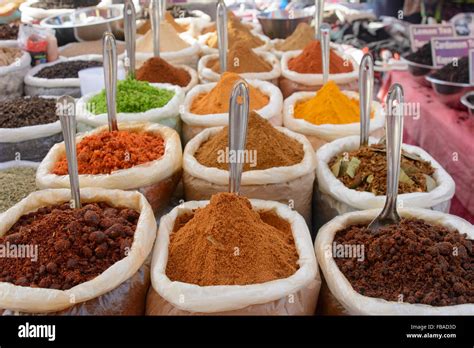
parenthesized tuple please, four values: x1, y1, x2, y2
(166, 193, 299, 286)
(334, 218, 473, 306)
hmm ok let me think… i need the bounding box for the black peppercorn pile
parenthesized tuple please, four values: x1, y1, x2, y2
(0, 23, 19, 40)
(34, 60, 102, 79)
(0, 97, 58, 128)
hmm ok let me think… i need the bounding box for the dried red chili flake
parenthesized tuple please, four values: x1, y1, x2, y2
(53, 130, 165, 175)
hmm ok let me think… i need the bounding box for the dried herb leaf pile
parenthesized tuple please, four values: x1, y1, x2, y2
(329, 144, 436, 195)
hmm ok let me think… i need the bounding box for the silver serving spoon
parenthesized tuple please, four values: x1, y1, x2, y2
(57, 95, 81, 209)
(103, 32, 118, 132)
(320, 23, 330, 85)
(216, 0, 228, 74)
(359, 53, 374, 147)
(150, 0, 161, 57)
(367, 84, 404, 233)
(228, 79, 250, 194)
(123, 0, 136, 79)
(314, 0, 325, 39)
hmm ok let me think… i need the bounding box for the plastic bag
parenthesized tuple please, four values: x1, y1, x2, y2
(283, 91, 385, 151)
(279, 47, 359, 98)
(18, 24, 58, 66)
(313, 136, 456, 232)
(76, 83, 184, 132)
(36, 122, 182, 215)
(181, 79, 283, 143)
(0, 96, 62, 162)
(197, 51, 281, 84)
(314, 207, 474, 315)
(146, 198, 320, 315)
(0, 187, 156, 314)
(0, 49, 31, 101)
(182, 126, 316, 224)
(24, 55, 103, 97)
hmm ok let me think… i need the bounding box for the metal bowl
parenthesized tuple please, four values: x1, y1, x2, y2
(425, 75, 474, 109)
(40, 5, 124, 46)
(401, 56, 440, 87)
(257, 9, 313, 39)
(460, 91, 474, 115)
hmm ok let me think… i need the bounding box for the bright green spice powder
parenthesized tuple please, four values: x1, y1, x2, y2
(87, 78, 175, 114)
(0, 167, 37, 213)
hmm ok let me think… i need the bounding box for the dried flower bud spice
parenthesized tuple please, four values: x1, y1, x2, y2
(53, 130, 165, 175)
(0, 167, 37, 213)
(34, 60, 102, 79)
(329, 144, 436, 195)
(87, 78, 175, 115)
(0, 23, 19, 40)
(0, 97, 57, 128)
(334, 218, 473, 306)
(166, 193, 299, 286)
(0, 202, 139, 290)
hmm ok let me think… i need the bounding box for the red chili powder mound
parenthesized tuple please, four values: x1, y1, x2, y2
(166, 192, 299, 286)
(288, 40, 354, 74)
(136, 56, 191, 87)
(53, 130, 165, 175)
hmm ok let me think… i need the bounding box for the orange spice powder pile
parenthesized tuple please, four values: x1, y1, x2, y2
(166, 192, 299, 286)
(53, 130, 165, 175)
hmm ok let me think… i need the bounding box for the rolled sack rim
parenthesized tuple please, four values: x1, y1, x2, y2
(35, 122, 182, 190)
(283, 90, 385, 141)
(315, 135, 456, 210)
(151, 199, 319, 313)
(0, 188, 156, 313)
(315, 207, 474, 315)
(181, 79, 283, 127)
(183, 125, 317, 185)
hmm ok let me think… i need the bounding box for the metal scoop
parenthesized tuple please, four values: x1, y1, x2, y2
(314, 0, 325, 39)
(216, 0, 228, 73)
(367, 84, 404, 233)
(359, 53, 374, 147)
(103, 32, 118, 132)
(150, 0, 161, 57)
(123, 0, 136, 79)
(320, 23, 330, 84)
(228, 79, 250, 194)
(57, 95, 81, 209)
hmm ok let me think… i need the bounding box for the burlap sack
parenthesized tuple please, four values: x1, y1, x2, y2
(76, 83, 184, 132)
(0, 49, 30, 101)
(197, 51, 281, 84)
(182, 126, 316, 225)
(181, 79, 283, 143)
(36, 122, 182, 215)
(279, 47, 359, 98)
(146, 199, 320, 315)
(0, 188, 156, 314)
(283, 91, 385, 151)
(313, 136, 456, 232)
(197, 31, 271, 56)
(0, 96, 62, 162)
(24, 55, 106, 97)
(314, 208, 474, 315)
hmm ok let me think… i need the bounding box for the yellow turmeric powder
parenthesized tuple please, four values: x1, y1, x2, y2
(293, 80, 372, 125)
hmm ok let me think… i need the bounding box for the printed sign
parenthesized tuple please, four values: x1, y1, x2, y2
(470, 49, 474, 84)
(409, 24, 456, 51)
(431, 36, 474, 67)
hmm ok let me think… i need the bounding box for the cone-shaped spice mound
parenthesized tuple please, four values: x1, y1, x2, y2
(207, 43, 272, 74)
(166, 193, 299, 286)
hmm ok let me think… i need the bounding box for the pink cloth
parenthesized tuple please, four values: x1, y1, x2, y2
(381, 71, 474, 223)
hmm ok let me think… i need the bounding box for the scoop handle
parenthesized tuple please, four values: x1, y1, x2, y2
(150, 0, 161, 57)
(359, 53, 374, 147)
(314, 0, 325, 39)
(216, 0, 228, 73)
(320, 23, 330, 84)
(57, 95, 81, 209)
(103, 32, 118, 132)
(124, 0, 136, 79)
(228, 80, 249, 194)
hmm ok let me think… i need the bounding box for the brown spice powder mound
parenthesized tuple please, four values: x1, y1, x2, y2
(206, 43, 272, 74)
(195, 111, 304, 171)
(190, 72, 269, 115)
(136, 56, 191, 86)
(334, 219, 473, 306)
(166, 193, 299, 286)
